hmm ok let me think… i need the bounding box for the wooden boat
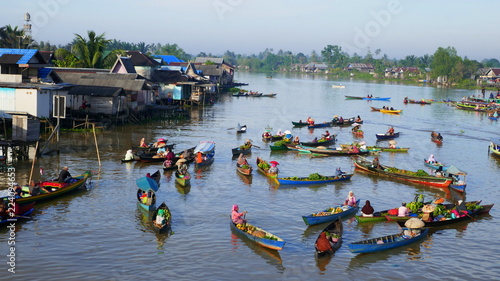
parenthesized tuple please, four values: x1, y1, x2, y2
(375, 132, 400, 140)
(347, 228, 429, 254)
(307, 122, 333, 129)
(0, 201, 35, 217)
(139, 153, 169, 163)
(269, 144, 290, 151)
(295, 145, 370, 156)
(277, 174, 352, 185)
(151, 202, 171, 234)
(132, 143, 175, 154)
(174, 171, 190, 186)
(261, 93, 277, 97)
(300, 137, 335, 147)
(489, 138, 500, 156)
(232, 145, 252, 156)
(302, 200, 360, 225)
(332, 84, 346, 88)
(291, 121, 309, 127)
(404, 98, 431, 105)
(345, 95, 365, 100)
(370, 106, 381, 111)
(0, 206, 35, 226)
(13, 171, 91, 204)
(230, 219, 285, 251)
(431, 136, 443, 144)
(377, 147, 410, 152)
(331, 117, 358, 126)
(236, 163, 252, 176)
(256, 157, 278, 179)
(395, 203, 494, 227)
(363, 97, 391, 101)
(236, 124, 247, 133)
(424, 159, 449, 171)
(194, 141, 216, 166)
(380, 109, 402, 114)
(136, 176, 159, 211)
(149, 170, 161, 185)
(315, 218, 343, 258)
(353, 158, 452, 188)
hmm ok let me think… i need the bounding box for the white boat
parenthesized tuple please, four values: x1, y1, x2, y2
(332, 84, 346, 89)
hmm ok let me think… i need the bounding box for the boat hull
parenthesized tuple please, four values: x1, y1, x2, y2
(348, 228, 429, 253)
(229, 220, 285, 251)
(302, 200, 360, 225)
(277, 174, 352, 185)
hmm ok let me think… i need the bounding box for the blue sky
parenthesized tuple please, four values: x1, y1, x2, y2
(2, 0, 499, 60)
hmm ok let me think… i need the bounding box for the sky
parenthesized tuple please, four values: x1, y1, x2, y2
(2, 0, 499, 61)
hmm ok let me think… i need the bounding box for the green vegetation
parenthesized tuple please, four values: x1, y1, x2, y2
(386, 167, 430, 177)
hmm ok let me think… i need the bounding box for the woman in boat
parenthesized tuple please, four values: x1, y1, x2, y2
(124, 149, 135, 161)
(316, 232, 334, 252)
(372, 157, 381, 169)
(177, 159, 188, 175)
(237, 153, 248, 166)
(268, 162, 279, 174)
(361, 200, 374, 217)
(231, 205, 247, 225)
(398, 202, 409, 217)
(344, 191, 357, 207)
(307, 117, 314, 125)
(293, 136, 300, 144)
(436, 133, 443, 141)
(427, 154, 437, 164)
(386, 126, 395, 135)
(355, 115, 362, 123)
(139, 138, 148, 148)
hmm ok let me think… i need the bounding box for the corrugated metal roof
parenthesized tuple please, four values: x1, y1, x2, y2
(0, 48, 38, 64)
(154, 55, 185, 65)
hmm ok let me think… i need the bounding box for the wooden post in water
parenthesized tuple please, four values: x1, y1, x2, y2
(92, 123, 101, 170)
(28, 140, 39, 184)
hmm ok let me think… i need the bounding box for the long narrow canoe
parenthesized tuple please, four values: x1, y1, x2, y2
(353, 158, 452, 188)
(395, 204, 494, 227)
(151, 202, 172, 234)
(380, 109, 402, 114)
(379, 147, 410, 152)
(355, 210, 390, 223)
(296, 145, 370, 156)
(277, 174, 352, 185)
(13, 171, 91, 204)
(230, 219, 285, 251)
(292, 121, 309, 127)
(315, 218, 343, 258)
(489, 139, 500, 156)
(300, 138, 335, 147)
(375, 132, 400, 140)
(423, 159, 449, 171)
(348, 228, 429, 254)
(232, 146, 252, 156)
(0, 207, 35, 226)
(302, 200, 360, 225)
(236, 163, 252, 176)
(363, 97, 391, 101)
(307, 122, 333, 129)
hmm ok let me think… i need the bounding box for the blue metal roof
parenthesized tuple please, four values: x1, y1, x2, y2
(0, 48, 38, 64)
(154, 55, 184, 65)
(38, 67, 52, 79)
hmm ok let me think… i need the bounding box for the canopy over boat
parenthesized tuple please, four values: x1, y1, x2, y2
(194, 141, 216, 154)
(445, 165, 467, 176)
(136, 176, 159, 192)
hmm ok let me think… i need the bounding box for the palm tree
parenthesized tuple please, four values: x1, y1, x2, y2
(54, 30, 123, 68)
(0, 25, 25, 48)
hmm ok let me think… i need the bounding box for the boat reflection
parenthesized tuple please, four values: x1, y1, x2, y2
(135, 207, 171, 249)
(236, 171, 252, 185)
(230, 232, 285, 272)
(175, 182, 191, 195)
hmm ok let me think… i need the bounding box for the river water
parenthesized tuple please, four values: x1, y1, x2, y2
(1, 72, 499, 280)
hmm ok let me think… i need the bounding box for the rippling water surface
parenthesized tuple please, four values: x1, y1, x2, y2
(1, 72, 499, 280)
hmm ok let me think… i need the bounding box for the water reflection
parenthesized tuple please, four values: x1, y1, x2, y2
(236, 171, 252, 185)
(135, 207, 170, 250)
(229, 232, 285, 272)
(175, 183, 191, 195)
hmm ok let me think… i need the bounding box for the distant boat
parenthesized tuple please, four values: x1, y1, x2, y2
(332, 84, 346, 89)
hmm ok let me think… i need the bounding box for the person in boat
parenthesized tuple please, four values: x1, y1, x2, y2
(156, 146, 166, 157)
(124, 149, 135, 161)
(427, 154, 437, 164)
(403, 96, 408, 103)
(268, 162, 279, 174)
(344, 191, 357, 207)
(262, 131, 271, 138)
(436, 133, 443, 141)
(29, 180, 48, 195)
(146, 173, 151, 178)
(57, 166, 72, 183)
(386, 126, 395, 135)
(14, 183, 23, 198)
(355, 115, 362, 122)
(276, 129, 284, 137)
(435, 165, 444, 177)
(155, 207, 170, 227)
(139, 138, 148, 148)
(237, 153, 248, 166)
(398, 202, 409, 217)
(312, 137, 318, 143)
(431, 131, 437, 139)
(350, 145, 360, 153)
(361, 200, 374, 217)
(177, 159, 188, 175)
(372, 157, 381, 169)
(244, 139, 253, 147)
(316, 231, 334, 252)
(323, 130, 331, 139)
(336, 167, 345, 177)
(293, 136, 300, 144)
(390, 107, 394, 110)
(231, 204, 247, 225)
(306, 117, 314, 125)
(339, 116, 344, 123)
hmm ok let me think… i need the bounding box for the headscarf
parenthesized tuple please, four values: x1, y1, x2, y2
(232, 204, 239, 212)
(362, 200, 374, 214)
(428, 154, 436, 162)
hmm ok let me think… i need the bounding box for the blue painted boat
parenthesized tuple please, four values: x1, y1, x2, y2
(423, 159, 449, 171)
(362, 97, 391, 101)
(0, 207, 35, 226)
(136, 176, 159, 211)
(302, 199, 360, 225)
(194, 140, 216, 166)
(347, 228, 429, 254)
(277, 174, 353, 185)
(307, 122, 333, 129)
(229, 218, 286, 251)
(375, 132, 400, 140)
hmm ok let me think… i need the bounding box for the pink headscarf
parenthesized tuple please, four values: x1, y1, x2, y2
(232, 204, 239, 212)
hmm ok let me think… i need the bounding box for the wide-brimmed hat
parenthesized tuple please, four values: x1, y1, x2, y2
(422, 204, 435, 213)
(404, 217, 425, 228)
(176, 159, 187, 165)
(352, 123, 362, 127)
(389, 140, 397, 145)
(269, 161, 279, 165)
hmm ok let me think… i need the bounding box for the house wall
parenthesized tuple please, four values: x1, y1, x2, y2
(0, 74, 22, 83)
(0, 87, 16, 117)
(16, 88, 52, 118)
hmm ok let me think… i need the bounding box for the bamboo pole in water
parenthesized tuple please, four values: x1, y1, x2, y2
(92, 123, 101, 170)
(28, 140, 39, 184)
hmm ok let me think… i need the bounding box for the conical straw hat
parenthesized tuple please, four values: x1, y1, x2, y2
(404, 217, 425, 228)
(422, 204, 435, 213)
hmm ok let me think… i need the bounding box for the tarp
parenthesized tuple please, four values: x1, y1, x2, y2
(446, 165, 467, 176)
(194, 141, 216, 154)
(136, 176, 159, 192)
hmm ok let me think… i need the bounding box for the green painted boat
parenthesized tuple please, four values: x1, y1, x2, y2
(355, 211, 389, 223)
(270, 145, 289, 151)
(14, 171, 92, 204)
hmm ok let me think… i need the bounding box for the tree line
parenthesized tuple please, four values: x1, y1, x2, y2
(1, 25, 500, 86)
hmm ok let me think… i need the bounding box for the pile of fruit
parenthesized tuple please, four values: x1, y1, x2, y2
(273, 140, 290, 147)
(308, 173, 330, 180)
(258, 161, 271, 170)
(406, 201, 424, 213)
(237, 224, 278, 240)
(239, 144, 251, 150)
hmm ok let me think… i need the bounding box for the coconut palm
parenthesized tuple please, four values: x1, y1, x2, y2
(0, 25, 25, 48)
(54, 30, 123, 68)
